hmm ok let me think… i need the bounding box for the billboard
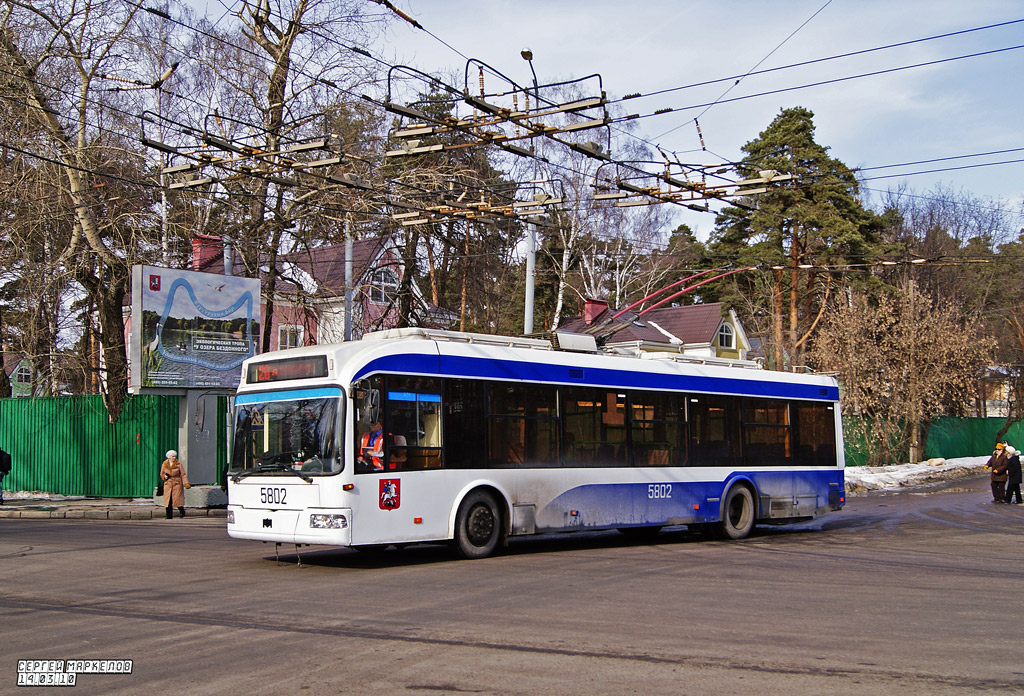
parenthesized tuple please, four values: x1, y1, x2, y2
(130, 266, 261, 391)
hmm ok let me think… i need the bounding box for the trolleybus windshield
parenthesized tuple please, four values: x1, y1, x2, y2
(231, 388, 343, 475)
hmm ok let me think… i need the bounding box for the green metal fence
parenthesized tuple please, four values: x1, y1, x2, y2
(923, 417, 1024, 461)
(842, 415, 1024, 467)
(0, 394, 179, 497)
(1, 394, 1017, 493)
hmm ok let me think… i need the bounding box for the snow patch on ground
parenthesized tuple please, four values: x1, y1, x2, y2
(3, 490, 152, 503)
(844, 456, 990, 493)
(4, 490, 88, 501)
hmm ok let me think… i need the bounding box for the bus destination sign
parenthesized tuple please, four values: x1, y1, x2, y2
(248, 356, 329, 384)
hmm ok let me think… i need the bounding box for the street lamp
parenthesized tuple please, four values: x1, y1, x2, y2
(522, 48, 539, 335)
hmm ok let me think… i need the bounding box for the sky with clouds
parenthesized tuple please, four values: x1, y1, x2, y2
(376, 0, 1024, 237)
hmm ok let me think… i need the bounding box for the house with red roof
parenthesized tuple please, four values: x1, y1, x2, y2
(559, 299, 753, 365)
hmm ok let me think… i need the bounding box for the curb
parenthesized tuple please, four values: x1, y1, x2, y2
(0, 507, 227, 520)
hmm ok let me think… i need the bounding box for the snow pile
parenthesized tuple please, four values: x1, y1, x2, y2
(4, 490, 88, 502)
(844, 456, 990, 493)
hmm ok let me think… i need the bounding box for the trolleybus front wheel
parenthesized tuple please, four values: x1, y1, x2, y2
(454, 490, 502, 559)
(719, 485, 755, 540)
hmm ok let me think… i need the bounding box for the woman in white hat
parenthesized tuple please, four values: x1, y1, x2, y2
(160, 450, 191, 519)
(1003, 445, 1022, 504)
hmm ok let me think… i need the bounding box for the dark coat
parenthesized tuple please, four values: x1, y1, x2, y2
(1007, 454, 1023, 486)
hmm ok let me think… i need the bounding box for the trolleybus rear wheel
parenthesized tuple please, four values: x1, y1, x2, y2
(720, 485, 755, 540)
(455, 490, 502, 559)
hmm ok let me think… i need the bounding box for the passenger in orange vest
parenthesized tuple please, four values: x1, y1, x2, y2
(360, 420, 385, 471)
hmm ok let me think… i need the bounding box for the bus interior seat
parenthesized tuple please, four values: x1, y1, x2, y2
(420, 449, 442, 468)
(596, 443, 625, 465)
(421, 413, 440, 447)
(646, 448, 670, 466)
(388, 435, 407, 469)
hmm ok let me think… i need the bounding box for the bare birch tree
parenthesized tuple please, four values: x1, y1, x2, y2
(0, 0, 160, 420)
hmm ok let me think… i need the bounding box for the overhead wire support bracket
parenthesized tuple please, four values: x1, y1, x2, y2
(168, 177, 215, 190)
(383, 100, 432, 122)
(140, 138, 181, 156)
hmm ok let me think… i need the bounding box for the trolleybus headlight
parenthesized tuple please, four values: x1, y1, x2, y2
(309, 513, 348, 529)
(226, 510, 235, 524)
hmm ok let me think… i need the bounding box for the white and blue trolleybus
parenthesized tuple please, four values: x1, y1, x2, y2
(227, 328, 845, 558)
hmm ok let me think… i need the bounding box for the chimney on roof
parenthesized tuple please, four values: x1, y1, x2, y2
(192, 235, 222, 272)
(584, 298, 608, 326)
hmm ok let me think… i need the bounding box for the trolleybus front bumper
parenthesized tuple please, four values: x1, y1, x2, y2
(227, 504, 353, 546)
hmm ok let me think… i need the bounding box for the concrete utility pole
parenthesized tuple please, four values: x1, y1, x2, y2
(345, 216, 353, 341)
(522, 48, 539, 335)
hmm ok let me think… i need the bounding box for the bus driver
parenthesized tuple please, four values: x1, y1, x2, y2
(360, 419, 385, 471)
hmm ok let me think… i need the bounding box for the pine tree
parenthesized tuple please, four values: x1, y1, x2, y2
(709, 107, 881, 369)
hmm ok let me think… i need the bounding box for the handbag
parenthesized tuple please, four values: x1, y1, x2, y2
(156, 478, 164, 496)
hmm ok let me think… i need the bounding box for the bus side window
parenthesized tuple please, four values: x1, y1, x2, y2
(563, 387, 625, 467)
(690, 395, 741, 466)
(486, 382, 558, 468)
(444, 380, 485, 469)
(629, 390, 687, 467)
(385, 376, 443, 470)
(794, 402, 836, 466)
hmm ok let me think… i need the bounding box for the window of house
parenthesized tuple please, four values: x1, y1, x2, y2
(15, 365, 31, 383)
(279, 325, 303, 350)
(717, 323, 735, 349)
(370, 267, 400, 304)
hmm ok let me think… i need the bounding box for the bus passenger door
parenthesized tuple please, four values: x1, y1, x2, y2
(350, 375, 451, 545)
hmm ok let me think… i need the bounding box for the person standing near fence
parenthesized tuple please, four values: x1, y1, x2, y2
(1003, 445, 1023, 505)
(160, 450, 191, 519)
(985, 442, 1009, 503)
(0, 447, 11, 505)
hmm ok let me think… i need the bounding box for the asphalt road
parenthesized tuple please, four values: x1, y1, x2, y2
(1, 475, 1022, 695)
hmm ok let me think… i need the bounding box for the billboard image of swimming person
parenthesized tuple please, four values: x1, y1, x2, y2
(130, 266, 261, 390)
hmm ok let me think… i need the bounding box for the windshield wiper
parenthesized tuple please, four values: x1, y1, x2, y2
(231, 462, 312, 483)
